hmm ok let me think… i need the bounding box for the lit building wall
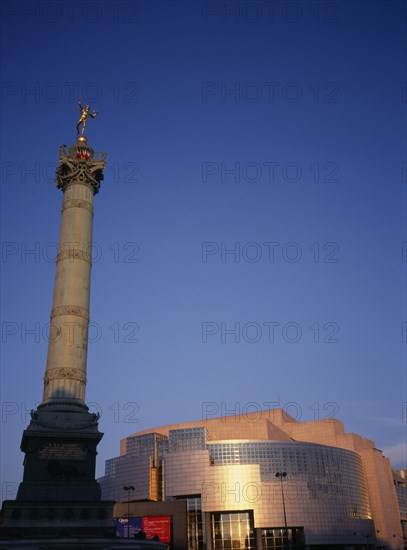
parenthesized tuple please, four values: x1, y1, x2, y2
(100, 409, 404, 549)
(283, 418, 404, 547)
(163, 440, 374, 546)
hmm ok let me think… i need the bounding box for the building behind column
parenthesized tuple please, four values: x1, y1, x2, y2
(99, 409, 407, 550)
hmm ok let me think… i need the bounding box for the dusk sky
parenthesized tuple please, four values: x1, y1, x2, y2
(0, 0, 406, 502)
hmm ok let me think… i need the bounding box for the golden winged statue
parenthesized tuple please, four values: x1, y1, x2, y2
(76, 99, 99, 135)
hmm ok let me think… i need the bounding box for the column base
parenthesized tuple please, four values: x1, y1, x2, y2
(17, 405, 103, 502)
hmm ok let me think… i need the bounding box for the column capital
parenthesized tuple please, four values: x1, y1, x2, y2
(56, 136, 106, 195)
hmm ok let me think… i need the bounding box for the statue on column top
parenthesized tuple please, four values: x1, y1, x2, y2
(76, 99, 99, 135)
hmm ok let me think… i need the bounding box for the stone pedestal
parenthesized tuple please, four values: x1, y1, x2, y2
(0, 405, 116, 539)
(17, 404, 102, 502)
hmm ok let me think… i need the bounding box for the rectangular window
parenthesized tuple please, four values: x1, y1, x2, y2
(261, 527, 304, 550)
(210, 511, 256, 550)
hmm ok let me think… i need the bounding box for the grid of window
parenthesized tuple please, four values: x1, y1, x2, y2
(169, 428, 208, 453)
(208, 441, 370, 518)
(261, 527, 304, 550)
(396, 485, 407, 519)
(100, 454, 151, 502)
(187, 497, 205, 550)
(126, 432, 168, 461)
(158, 437, 169, 457)
(211, 511, 256, 550)
(105, 454, 126, 477)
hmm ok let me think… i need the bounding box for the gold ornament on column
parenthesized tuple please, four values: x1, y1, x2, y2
(76, 97, 99, 136)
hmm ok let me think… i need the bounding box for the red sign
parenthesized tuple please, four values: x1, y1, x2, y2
(142, 515, 171, 543)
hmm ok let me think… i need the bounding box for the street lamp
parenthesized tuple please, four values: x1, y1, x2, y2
(276, 472, 288, 549)
(123, 485, 135, 538)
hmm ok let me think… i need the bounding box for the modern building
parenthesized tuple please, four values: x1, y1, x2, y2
(99, 409, 406, 550)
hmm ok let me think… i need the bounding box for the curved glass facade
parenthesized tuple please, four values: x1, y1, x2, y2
(207, 440, 370, 519)
(100, 412, 403, 549)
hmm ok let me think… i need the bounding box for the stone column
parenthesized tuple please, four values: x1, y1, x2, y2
(40, 135, 105, 408)
(0, 133, 117, 536)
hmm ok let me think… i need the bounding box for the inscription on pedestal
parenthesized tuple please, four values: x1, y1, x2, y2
(39, 442, 86, 461)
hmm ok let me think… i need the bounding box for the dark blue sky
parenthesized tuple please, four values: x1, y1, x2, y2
(0, 0, 406, 500)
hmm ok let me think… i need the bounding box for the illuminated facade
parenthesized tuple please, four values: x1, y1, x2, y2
(99, 409, 406, 550)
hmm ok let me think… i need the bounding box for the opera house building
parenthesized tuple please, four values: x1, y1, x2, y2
(99, 409, 406, 550)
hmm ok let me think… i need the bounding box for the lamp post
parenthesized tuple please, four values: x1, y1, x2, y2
(276, 472, 288, 549)
(123, 485, 135, 538)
